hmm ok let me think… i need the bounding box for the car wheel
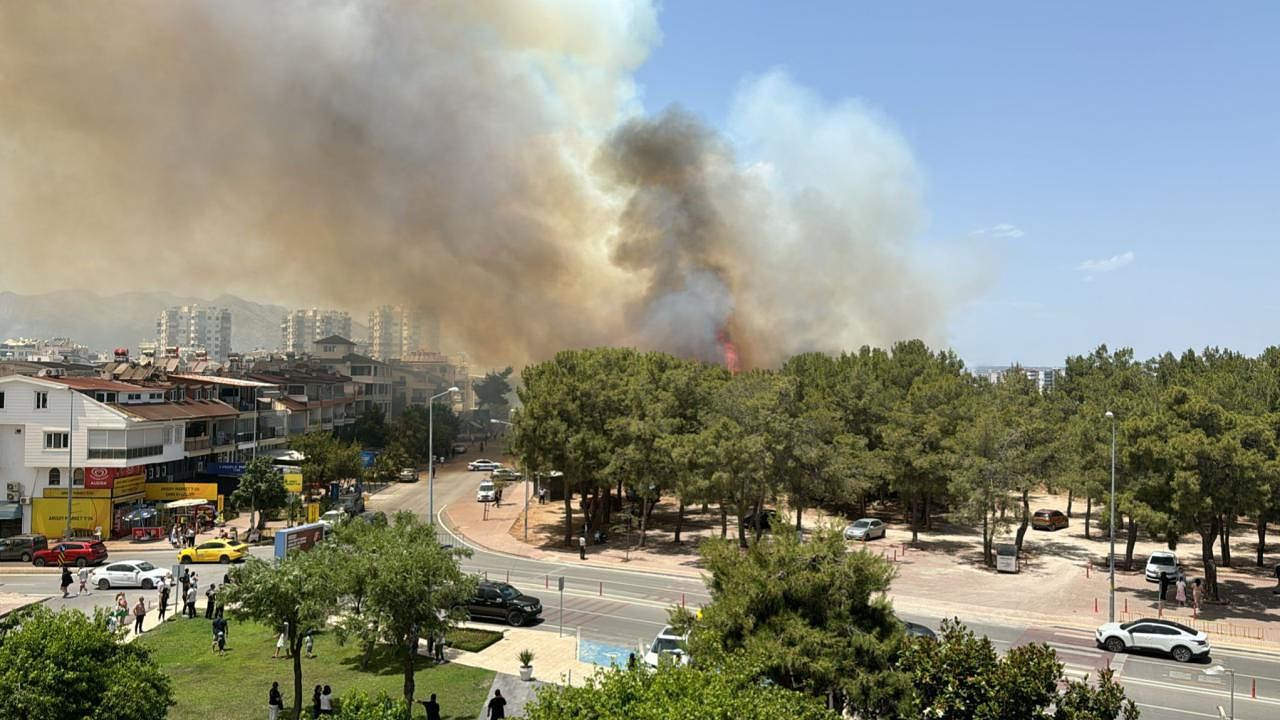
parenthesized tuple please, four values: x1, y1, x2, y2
(1171, 645, 1192, 663)
(19, 552, 30, 563)
(219, 555, 230, 564)
(33, 557, 46, 567)
(75, 557, 88, 568)
(507, 610, 526, 627)
(142, 578, 154, 589)
(98, 578, 111, 590)
(1103, 636, 1125, 653)
(180, 556, 192, 564)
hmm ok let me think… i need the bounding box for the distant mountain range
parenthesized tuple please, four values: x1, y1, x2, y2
(0, 291, 366, 353)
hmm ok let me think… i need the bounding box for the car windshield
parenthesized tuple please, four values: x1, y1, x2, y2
(853, 520, 870, 528)
(498, 585, 520, 600)
(136, 562, 155, 571)
(479, 482, 494, 490)
(1150, 555, 1175, 565)
(651, 637, 683, 653)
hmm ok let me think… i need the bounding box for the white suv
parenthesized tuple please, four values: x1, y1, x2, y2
(643, 626, 690, 668)
(1144, 550, 1181, 583)
(1095, 618, 1210, 662)
(476, 480, 497, 503)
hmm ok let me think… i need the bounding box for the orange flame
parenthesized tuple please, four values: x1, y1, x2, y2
(717, 328, 740, 375)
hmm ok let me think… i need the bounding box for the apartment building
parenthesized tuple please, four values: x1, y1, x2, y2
(281, 308, 353, 356)
(366, 305, 420, 361)
(309, 336, 391, 419)
(156, 304, 233, 362)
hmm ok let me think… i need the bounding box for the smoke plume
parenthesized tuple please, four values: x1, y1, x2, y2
(0, 1, 951, 367)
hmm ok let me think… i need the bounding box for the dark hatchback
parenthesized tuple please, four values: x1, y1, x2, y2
(465, 581, 543, 627)
(0, 534, 48, 562)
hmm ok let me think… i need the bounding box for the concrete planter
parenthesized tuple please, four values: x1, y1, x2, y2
(519, 666, 533, 681)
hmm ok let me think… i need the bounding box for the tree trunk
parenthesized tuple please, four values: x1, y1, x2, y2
(1257, 517, 1268, 567)
(638, 496, 648, 548)
(360, 639, 375, 671)
(909, 493, 919, 544)
(1199, 516, 1221, 602)
(794, 496, 804, 537)
(291, 635, 305, 720)
(924, 493, 933, 530)
(751, 498, 763, 544)
(719, 503, 728, 539)
(563, 478, 573, 546)
(1219, 514, 1232, 567)
(1084, 497, 1093, 540)
(1066, 488, 1073, 518)
(1124, 513, 1139, 571)
(982, 504, 991, 566)
(402, 634, 416, 707)
(701, 502, 708, 514)
(737, 512, 748, 548)
(1013, 489, 1030, 556)
(674, 501, 685, 545)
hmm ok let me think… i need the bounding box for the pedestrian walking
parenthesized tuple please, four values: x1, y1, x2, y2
(434, 629, 446, 662)
(212, 615, 228, 654)
(578, 534, 586, 560)
(133, 597, 146, 634)
(319, 685, 333, 715)
(418, 693, 441, 720)
(60, 565, 73, 598)
(1192, 578, 1203, 610)
(304, 630, 315, 658)
(1175, 576, 1187, 606)
(268, 682, 284, 720)
(205, 584, 217, 619)
(78, 565, 90, 594)
(485, 689, 506, 719)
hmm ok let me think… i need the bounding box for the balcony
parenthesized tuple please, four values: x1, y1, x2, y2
(184, 437, 211, 452)
(213, 434, 234, 447)
(88, 445, 163, 460)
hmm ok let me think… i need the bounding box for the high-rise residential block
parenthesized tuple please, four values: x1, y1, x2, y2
(281, 309, 352, 356)
(155, 304, 232, 362)
(366, 305, 421, 361)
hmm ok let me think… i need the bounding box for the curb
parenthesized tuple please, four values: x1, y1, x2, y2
(438, 504, 706, 582)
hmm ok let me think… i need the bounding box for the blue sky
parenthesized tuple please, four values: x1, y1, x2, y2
(633, 2, 1280, 367)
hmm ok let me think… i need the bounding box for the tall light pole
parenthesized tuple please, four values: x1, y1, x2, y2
(65, 387, 76, 539)
(490, 418, 527, 540)
(1105, 409, 1117, 623)
(427, 386, 460, 525)
(1206, 665, 1235, 719)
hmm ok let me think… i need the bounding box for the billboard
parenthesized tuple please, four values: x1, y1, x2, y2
(84, 465, 146, 489)
(283, 472, 303, 493)
(273, 522, 326, 559)
(204, 462, 247, 476)
(145, 482, 219, 502)
(32, 497, 112, 537)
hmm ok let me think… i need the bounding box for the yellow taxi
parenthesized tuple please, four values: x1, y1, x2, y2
(178, 539, 251, 564)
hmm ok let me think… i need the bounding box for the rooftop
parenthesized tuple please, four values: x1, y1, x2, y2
(314, 335, 355, 346)
(108, 399, 239, 421)
(169, 374, 278, 388)
(47, 377, 149, 392)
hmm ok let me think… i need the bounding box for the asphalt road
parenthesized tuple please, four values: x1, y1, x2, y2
(3, 460, 1276, 719)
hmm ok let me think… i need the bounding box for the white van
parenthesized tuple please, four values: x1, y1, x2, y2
(476, 480, 497, 503)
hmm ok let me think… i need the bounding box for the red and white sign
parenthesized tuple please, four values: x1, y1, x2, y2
(84, 466, 145, 489)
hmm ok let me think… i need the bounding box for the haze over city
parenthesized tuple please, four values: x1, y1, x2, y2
(4, 2, 1275, 369)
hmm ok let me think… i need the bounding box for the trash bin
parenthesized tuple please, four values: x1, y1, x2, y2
(996, 544, 1019, 573)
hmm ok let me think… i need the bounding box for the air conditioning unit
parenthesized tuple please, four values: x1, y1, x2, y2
(19, 496, 31, 505)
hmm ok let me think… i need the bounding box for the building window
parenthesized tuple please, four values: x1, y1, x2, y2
(0, 391, 5, 408)
(323, 345, 335, 352)
(127, 393, 142, 401)
(47, 468, 60, 486)
(34, 391, 48, 409)
(44, 432, 69, 449)
(73, 468, 84, 487)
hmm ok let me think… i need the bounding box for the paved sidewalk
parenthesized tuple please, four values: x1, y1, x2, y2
(442, 622, 597, 688)
(476, 672, 545, 720)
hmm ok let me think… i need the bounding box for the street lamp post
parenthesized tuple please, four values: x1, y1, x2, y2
(428, 386, 460, 525)
(490, 418, 527, 541)
(65, 387, 75, 539)
(1206, 665, 1235, 719)
(1105, 410, 1117, 623)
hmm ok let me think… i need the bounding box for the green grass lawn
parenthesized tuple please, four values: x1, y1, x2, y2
(137, 617, 493, 720)
(444, 627, 503, 653)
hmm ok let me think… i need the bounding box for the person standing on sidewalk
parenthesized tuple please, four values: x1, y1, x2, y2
(1175, 576, 1187, 607)
(157, 581, 169, 622)
(578, 534, 586, 560)
(133, 597, 146, 634)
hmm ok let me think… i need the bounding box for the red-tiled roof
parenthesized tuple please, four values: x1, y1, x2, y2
(170, 374, 278, 388)
(108, 399, 239, 421)
(49, 377, 148, 392)
(277, 397, 308, 411)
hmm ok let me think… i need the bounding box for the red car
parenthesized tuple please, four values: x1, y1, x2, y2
(32, 540, 109, 567)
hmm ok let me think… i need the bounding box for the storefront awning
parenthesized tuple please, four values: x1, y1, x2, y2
(0, 503, 21, 521)
(163, 498, 209, 509)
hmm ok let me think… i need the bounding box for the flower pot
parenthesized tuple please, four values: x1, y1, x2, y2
(519, 665, 533, 681)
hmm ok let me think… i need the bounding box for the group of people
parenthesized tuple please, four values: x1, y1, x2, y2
(265, 681, 335, 719)
(1158, 571, 1205, 609)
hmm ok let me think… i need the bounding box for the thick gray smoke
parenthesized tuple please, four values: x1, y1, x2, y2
(0, 1, 951, 367)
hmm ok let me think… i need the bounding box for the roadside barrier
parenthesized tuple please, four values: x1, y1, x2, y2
(1114, 608, 1272, 642)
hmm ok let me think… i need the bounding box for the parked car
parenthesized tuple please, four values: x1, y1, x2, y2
(491, 467, 522, 481)
(464, 580, 542, 627)
(1095, 618, 1210, 662)
(643, 626, 690, 668)
(89, 560, 171, 590)
(0, 534, 47, 562)
(476, 480, 497, 503)
(1144, 550, 1181, 583)
(33, 540, 108, 567)
(844, 518, 887, 541)
(902, 621, 937, 640)
(319, 509, 346, 531)
(452, 443, 469, 454)
(398, 468, 418, 483)
(468, 459, 501, 472)
(1031, 509, 1069, 531)
(743, 508, 778, 530)
(178, 539, 250, 564)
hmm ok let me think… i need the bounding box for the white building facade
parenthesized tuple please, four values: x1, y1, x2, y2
(157, 304, 233, 362)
